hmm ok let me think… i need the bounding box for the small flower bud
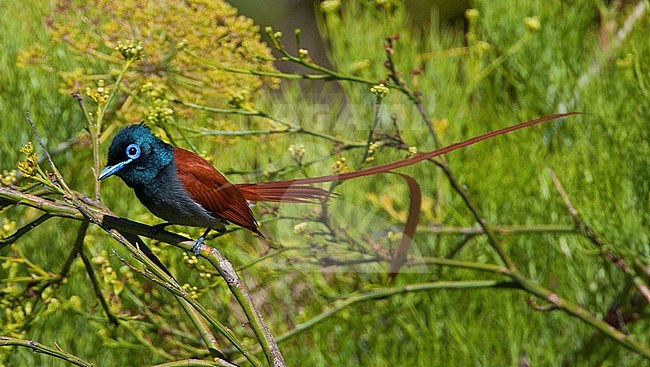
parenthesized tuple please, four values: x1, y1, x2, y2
(524, 17, 541, 32)
(116, 40, 144, 61)
(333, 156, 349, 174)
(20, 142, 34, 155)
(320, 0, 341, 13)
(465, 9, 479, 22)
(288, 144, 306, 163)
(17, 142, 39, 177)
(1, 169, 18, 186)
(476, 41, 491, 53)
(293, 222, 308, 234)
(370, 83, 389, 98)
(175, 39, 189, 50)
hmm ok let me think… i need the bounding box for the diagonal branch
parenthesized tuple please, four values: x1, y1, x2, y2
(550, 169, 650, 304)
(79, 236, 119, 326)
(0, 213, 53, 250)
(0, 336, 92, 367)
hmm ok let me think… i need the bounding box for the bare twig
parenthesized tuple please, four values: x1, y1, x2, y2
(229, 279, 515, 362)
(0, 213, 53, 250)
(4, 173, 650, 359)
(151, 358, 237, 367)
(419, 223, 576, 235)
(79, 242, 119, 325)
(549, 169, 650, 304)
(195, 244, 286, 367)
(0, 336, 92, 367)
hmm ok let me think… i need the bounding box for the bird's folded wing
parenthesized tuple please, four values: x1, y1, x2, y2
(173, 147, 259, 233)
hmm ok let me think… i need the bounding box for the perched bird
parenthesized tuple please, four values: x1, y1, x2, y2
(99, 114, 573, 252)
(98, 124, 330, 252)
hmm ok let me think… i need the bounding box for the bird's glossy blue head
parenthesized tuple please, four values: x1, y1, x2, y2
(99, 124, 174, 187)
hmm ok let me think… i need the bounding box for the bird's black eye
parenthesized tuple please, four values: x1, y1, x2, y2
(126, 143, 141, 159)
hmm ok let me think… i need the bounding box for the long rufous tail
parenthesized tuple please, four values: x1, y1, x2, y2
(235, 113, 578, 204)
(236, 181, 331, 203)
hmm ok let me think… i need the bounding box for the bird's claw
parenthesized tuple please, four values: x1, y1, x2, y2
(190, 236, 205, 256)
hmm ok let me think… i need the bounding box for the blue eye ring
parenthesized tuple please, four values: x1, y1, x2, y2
(126, 143, 141, 159)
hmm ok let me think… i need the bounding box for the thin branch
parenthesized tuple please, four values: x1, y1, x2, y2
(0, 336, 93, 367)
(116, 235, 224, 361)
(0, 213, 53, 250)
(52, 221, 88, 285)
(0, 187, 82, 219)
(228, 279, 514, 361)
(174, 100, 364, 147)
(418, 223, 576, 235)
(433, 160, 517, 269)
(151, 358, 236, 367)
(4, 183, 650, 359)
(91, 59, 134, 200)
(359, 97, 382, 167)
(26, 110, 75, 196)
(279, 279, 518, 341)
(407, 257, 508, 274)
(112, 246, 258, 366)
(383, 35, 440, 148)
(195, 245, 286, 367)
(79, 244, 119, 325)
(174, 294, 226, 363)
(550, 169, 650, 304)
(184, 49, 394, 87)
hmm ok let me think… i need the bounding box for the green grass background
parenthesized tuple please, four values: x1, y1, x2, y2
(1, 0, 649, 366)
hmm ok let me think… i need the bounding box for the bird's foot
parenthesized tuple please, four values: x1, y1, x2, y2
(190, 236, 205, 256)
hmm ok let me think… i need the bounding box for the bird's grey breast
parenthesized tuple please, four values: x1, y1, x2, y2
(132, 161, 225, 229)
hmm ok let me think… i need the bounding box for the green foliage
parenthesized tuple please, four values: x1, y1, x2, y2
(1, 0, 650, 366)
(19, 0, 278, 126)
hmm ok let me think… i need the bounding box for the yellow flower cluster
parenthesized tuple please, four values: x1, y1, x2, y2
(183, 251, 199, 267)
(227, 90, 252, 110)
(370, 83, 389, 98)
(116, 40, 144, 61)
(15, 44, 45, 68)
(182, 283, 199, 299)
(92, 251, 126, 299)
(198, 271, 213, 280)
(524, 17, 541, 32)
(0, 218, 16, 238)
(288, 144, 305, 163)
(17, 142, 38, 177)
(3, 302, 32, 336)
(320, 0, 341, 13)
(365, 141, 380, 163)
(298, 48, 310, 60)
(332, 156, 349, 174)
(146, 99, 174, 125)
(26, 0, 279, 123)
(1, 170, 17, 186)
(293, 222, 308, 234)
(85, 79, 110, 104)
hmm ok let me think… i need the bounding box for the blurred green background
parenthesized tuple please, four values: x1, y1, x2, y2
(1, 0, 649, 366)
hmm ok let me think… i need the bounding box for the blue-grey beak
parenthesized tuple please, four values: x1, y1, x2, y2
(98, 159, 132, 180)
